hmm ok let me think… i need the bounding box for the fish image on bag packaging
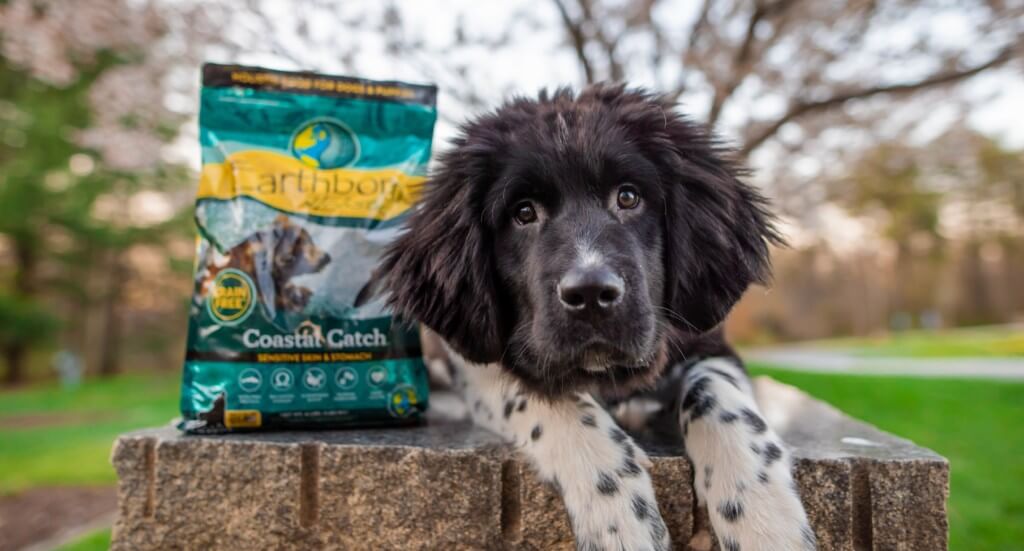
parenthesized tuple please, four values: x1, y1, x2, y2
(179, 64, 436, 432)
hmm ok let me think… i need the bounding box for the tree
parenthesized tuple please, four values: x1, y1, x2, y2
(836, 141, 945, 322)
(0, 0, 195, 383)
(0, 57, 95, 383)
(546, 0, 1023, 214)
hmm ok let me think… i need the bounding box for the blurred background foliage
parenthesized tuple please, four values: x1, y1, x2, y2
(1, 0, 1022, 386)
(0, 1, 1022, 549)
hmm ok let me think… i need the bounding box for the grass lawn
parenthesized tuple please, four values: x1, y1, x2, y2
(0, 373, 180, 494)
(53, 528, 112, 551)
(750, 365, 1024, 551)
(812, 325, 1024, 358)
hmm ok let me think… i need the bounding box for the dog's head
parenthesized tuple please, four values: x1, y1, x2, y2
(270, 214, 331, 280)
(377, 85, 781, 397)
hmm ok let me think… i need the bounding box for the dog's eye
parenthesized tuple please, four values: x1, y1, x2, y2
(616, 185, 640, 210)
(513, 201, 538, 225)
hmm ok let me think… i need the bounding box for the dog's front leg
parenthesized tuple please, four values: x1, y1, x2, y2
(679, 358, 816, 551)
(453, 357, 670, 551)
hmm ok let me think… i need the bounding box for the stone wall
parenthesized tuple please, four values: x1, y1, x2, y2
(110, 377, 948, 550)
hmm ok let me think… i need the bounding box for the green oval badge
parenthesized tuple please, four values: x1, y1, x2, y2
(206, 268, 256, 326)
(387, 384, 419, 418)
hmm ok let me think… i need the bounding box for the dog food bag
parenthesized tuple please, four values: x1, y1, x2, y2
(179, 64, 436, 432)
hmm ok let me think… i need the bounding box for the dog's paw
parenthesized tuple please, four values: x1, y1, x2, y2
(563, 471, 669, 551)
(533, 395, 669, 551)
(681, 360, 817, 551)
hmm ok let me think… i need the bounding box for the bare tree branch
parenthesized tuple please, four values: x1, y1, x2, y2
(552, 0, 596, 83)
(686, 0, 712, 50)
(581, 0, 627, 82)
(707, 0, 798, 125)
(740, 45, 1019, 157)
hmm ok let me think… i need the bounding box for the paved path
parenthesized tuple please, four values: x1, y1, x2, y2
(745, 347, 1024, 380)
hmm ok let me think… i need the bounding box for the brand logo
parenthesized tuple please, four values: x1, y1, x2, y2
(289, 118, 360, 169)
(207, 268, 255, 325)
(387, 384, 419, 418)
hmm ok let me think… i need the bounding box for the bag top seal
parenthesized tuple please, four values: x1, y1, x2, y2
(202, 63, 437, 107)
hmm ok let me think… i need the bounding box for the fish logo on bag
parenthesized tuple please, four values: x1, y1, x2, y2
(290, 118, 360, 169)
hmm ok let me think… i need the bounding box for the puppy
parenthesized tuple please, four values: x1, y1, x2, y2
(195, 214, 331, 319)
(373, 85, 815, 550)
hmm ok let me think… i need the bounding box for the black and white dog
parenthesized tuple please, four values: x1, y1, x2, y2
(373, 85, 815, 550)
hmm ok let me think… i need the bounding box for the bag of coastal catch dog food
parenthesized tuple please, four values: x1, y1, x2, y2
(179, 64, 436, 432)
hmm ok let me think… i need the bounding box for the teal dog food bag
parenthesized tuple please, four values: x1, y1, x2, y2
(179, 64, 436, 432)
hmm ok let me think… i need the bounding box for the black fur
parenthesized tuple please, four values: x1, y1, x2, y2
(375, 84, 781, 398)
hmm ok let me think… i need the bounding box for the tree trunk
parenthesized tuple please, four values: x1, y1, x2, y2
(890, 241, 913, 328)
(2, 342, 27, 386)
(97, 253, 125, 377)
(3, 239, 37, 385)
(957, 241, 992, 326)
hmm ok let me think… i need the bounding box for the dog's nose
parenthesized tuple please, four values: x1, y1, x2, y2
(558, 266, 624, 315)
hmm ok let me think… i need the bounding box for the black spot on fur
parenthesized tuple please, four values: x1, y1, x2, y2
(750, 443, 761, 455)
(719, 410, 738, 423)
(597, 472, 619, 495)
(718, 500, 744, 522)
(696, 395, 717, 419)
(682, 419, 689, 437)
(802, 524, 818, 548)
(707, 366, 741, 389)
(758, 471, 770, 484)
(473, 400, 482, 412)
(608, 525, 618, 534)
(610, 427, 628, 444)
(619, 458, 642, 477)
(740, 408, 767, 433)
(504, 400, 514, 419)
(682, 376, 717, 419)
(722, 537, 741, 551)
(623, 442, 636, 459)
(649, 515, 668, 546)
(581, 414, 597, 427)
(704, 465, 713, 490)
(764, 442, 783, 466)
(632, 494, 651, 520)
(531, 424, 542, 441)
(517, 399, 527, 412)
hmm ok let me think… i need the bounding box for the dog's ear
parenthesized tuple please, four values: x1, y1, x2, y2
(642, 98, 783, 335)
(374, 136, 506, 364)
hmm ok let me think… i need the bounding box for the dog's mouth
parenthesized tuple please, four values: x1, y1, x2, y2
(570, 342, 662, 386)
(506, 339, 665, 398)
(508, 316, 665, 397)
(580, 362, 653, 385)
(578, 342, 644, 372)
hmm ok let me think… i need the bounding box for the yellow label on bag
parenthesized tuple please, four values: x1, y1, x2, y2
(197, 150, 425, 221)
(224, 410, 262, 428)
